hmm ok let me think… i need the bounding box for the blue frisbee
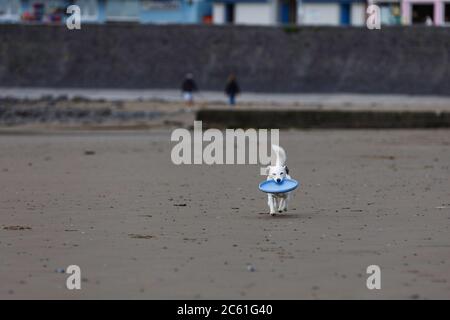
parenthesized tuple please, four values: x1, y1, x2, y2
(259, 179, 299, 194)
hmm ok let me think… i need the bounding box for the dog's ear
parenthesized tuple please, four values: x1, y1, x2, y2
(264, 165, 271, 175)
(284, 166, 289, 174)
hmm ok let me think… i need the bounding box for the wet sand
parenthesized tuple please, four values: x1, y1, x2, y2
(0, 129, 449, 299)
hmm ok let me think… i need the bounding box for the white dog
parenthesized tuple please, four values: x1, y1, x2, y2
(266, 145, 292, 215)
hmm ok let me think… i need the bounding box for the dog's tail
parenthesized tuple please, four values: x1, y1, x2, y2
(272, 144, 286, 166)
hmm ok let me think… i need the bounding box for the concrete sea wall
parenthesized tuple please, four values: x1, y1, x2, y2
(1, 24, 450, 95)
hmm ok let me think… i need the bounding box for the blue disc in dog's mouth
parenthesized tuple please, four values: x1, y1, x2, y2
(259, 179, 299, 193)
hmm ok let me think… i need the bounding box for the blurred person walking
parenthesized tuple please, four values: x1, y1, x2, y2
(225, 74, 240, 106)
(181, 73, 198, 105)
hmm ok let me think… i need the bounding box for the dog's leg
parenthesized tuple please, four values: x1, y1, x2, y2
(278, 198, 286, 212)
(268, 194, 276, 215)
(276, 197, 283, 213)
(283, 193, 290, 212)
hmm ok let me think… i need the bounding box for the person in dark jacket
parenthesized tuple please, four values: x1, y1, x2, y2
(181, 73, 198, 105)
(225, 74, 240, 106)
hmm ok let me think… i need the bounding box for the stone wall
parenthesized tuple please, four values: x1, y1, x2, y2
(1, 24, 449, 95)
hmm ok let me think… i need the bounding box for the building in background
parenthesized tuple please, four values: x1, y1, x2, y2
(0, 0, 213, 24)
(0, 0, 24, 22)
(300, 0, 366, 26)
(211, 0, 366, 25)
(4, 0, 450, 26)
(212, 0, 281, 25)
(401, 0, 450, 25)
(368, 0, 401, 25)
(0, 0, 91, 23)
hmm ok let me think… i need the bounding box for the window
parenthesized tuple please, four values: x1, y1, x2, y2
(340, 3, 351, 26)
(0, 0, 21, 21)
(225, 3, 234, 23)
(378, 3, 401, 25)
(279, 0, 297, 24)
(106, 0, 139, 21)
(411, 4, 434, 25)
(45, 0, 65, 13)
(141, 0, 180, 11)
(445, 3, 450, 24)
(75, 0, 98, 21)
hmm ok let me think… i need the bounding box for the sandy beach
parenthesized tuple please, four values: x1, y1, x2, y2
(1, 129, 449, 299)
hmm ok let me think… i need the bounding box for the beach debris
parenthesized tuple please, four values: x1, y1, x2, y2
(0, 104, 163, 126)
(247, 264, 255, 272)
(3, 225, 32, 231)
(128, 234, 154, 239)
(84, 150, 96, 155)
(55, 268, 65, 273)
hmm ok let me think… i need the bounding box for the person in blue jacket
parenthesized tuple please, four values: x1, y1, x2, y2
(181, 73, 198, 105)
